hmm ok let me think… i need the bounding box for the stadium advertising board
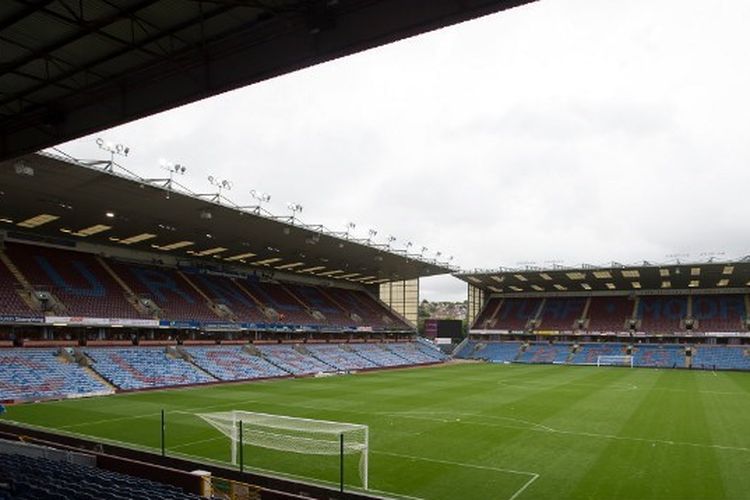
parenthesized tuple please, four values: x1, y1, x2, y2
(45, 316, 158, 327)
(424, 319, 438, 339)
(0, 315, 44, 324)
(425, 319, 463, 338)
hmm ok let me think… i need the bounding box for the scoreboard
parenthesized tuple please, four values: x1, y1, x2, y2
(423, 319, 464, 339)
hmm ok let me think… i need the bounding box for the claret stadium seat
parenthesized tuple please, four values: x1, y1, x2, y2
(586, 297, 634, 332)
(4, 243, 140, 319)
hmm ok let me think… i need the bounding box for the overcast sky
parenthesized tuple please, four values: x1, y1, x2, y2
(54, 0, 750, 302)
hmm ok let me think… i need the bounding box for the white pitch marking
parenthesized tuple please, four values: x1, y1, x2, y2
(375, 450, 539, 500)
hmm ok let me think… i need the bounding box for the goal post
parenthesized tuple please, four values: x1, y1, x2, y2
(198, 410, 369, 489)
(596, 355, 634, 368)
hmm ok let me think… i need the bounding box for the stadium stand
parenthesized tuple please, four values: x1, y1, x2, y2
(471, 297, 502, 328)
(494, 298, 542, 331)
(4, 243, 140, 319)
(0, 451, 199, 500)
(326, 288, 409, 330)
(414, 338, 449, 361)
(385, 343, 444, 365)
(537, 298, 586, 330)
(107, 261, 221, 322)
(185, 346, 288, 380)
(632, 344, 684, 368)
(0, 242, 414, 332)
(305, 344, 376, 370)
(0, 255, 34, 316)
(240, 280, 317, 325)
(457, 341, 521, 362)
(570, 343, 627, 365)
(0, 349, 111, 402)
(691, 294, 747, 332)
(188, 273, 267, 323)
(692, 345, 750, 371)
(256, 344, 333, 375)
(517, 343, 570, 364)
(349, 343, 412, 367)
(585, 297, 633, 332)
(638, 296, 687, 333)
(85, 348, 215, 390)
(290, 285, 356, 326)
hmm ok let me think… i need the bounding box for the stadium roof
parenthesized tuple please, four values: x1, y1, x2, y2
(456, 259, 750, 295)
(0, 151, 454, 284)
(0, 0, 534, 161)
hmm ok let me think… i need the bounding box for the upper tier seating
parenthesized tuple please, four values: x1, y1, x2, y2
(570, 343, 627, 365)
(638, 296, 687, 333)
(5, 243, 140, 319)
(537, 298, 586, 331)
(305, 344, 376, 370)
(586, 297, 633, 332)
(632, 344, 684, 368)
(0, 243, 411, 331)
(691, 295, 747, 332)
(348, 343, 411, 367)
(257, 344, 333, 375)
(459, 341, 522, 362)
(326, 288, 410, 330)
(0, 452, 199, 500)
(692, 345, 750, 371)
(185, 346, 288, 380)
(493, 298, 542, 331)
(472, 298, 502, 329)
(108, 262, 221, 322)
(86, 348, 215, 390)
(0, 257, 34, 316)
(0, 349, 110, 402)
(187, 274, 267, 323)
(288, 285, 355, 326)
(517, 343, 570, 364)
(239, 280, 315, 325)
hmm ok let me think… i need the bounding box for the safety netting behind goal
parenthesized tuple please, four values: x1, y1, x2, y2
(198, 410, 369, 488)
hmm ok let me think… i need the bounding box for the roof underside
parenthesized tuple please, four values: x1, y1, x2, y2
(0, 0, 534, 161)
(0, 152, 451, 283)
(457, 262, 750, 295)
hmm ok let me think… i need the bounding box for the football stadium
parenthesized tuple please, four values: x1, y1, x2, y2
(2, 1, 750, 500)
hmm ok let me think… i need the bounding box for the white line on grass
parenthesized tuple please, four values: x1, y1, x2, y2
(375, 451, 539, 500)
(3, 420, 425, 500)
(380, 411, 750, 454)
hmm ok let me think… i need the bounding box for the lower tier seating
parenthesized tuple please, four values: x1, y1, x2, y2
(385, 343, 443, 364)
(85, 348, 215, 390)
(257, 345, 333, 375)
(186, 346, 288, 381)
(632, 345, 684, 368)
(570, 343, 628, 365)
(692, 345, 750, 370)
(465, 342, 522, 362)
(348, 343, 411, 367)
(0, 451, 198, 500)
(305, 344, 376, 371)
(517, 344, 570, 364)
(0, 349, 110, 402)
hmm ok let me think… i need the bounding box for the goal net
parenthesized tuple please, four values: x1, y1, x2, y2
(198, 410, 368, 489)
(596, 355, 634, 367)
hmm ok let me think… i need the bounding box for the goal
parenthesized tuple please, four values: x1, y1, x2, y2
(198, 410, 369, 489)
(596, 355, 634, 368)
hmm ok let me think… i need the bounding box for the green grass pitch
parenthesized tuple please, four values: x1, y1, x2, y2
(5, 362, 750, 500)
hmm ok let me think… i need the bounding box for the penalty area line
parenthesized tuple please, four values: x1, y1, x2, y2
(375, 450, 540, 500)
